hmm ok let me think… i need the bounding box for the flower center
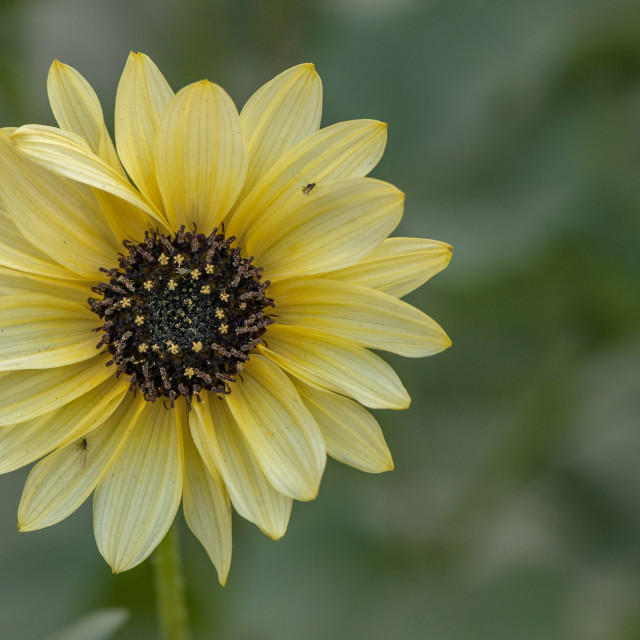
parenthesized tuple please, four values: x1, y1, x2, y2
(89, 226, 273, 408)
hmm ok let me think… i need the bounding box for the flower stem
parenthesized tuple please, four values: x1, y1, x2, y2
(153, 522, 191, 640)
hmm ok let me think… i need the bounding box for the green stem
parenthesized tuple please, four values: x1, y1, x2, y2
(153, 522, 191, 640)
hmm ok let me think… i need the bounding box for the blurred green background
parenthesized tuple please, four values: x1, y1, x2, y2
(2, 0, 640, 638)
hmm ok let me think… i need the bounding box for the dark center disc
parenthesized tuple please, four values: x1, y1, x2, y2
(88, 225, 274, 408)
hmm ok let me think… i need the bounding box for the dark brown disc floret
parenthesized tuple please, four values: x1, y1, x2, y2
(89, 226, 274, 408)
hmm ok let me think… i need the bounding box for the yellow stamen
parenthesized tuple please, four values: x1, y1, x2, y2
(166, 340, 179, 355)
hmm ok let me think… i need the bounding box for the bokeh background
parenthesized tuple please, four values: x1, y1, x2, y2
(1, 0, 640, 638)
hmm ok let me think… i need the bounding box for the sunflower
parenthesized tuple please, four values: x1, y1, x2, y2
(0, 53, 451, 584)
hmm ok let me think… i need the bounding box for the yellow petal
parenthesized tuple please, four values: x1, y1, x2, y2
(0, 210, 81, 281)
(260, 324, 410, 410)
(155, 81, 248, 231)
(270, 278, 452, 357)
(93, 188, 167, 247)
(98, 120, 126, 175)
(47, 59, 121, 170)
(0, 293, 99, 370)
(238, 63, 322, 200)
(225, 354, 325, 501)
(294, 380, 394, 473)
(0, 132, 117, 278)
(17, 393, 141, 530)
(328, 237, 452, 298)
(0, 266, 90, 304)
(227, 119, 387, 242)
(115, 52, 174, 211)
(0, 376, 126, 474)
(181, 414, 232, 585)
(192, 395, 292, 539)
(94, 400, 183, 573)
(11, 125, 165, 226)
(247, 178, 403, 280)
(0, 354, 114, 426)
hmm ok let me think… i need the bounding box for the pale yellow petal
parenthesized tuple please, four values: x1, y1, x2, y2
(270, 278, 451, 357)
(294, 380, 394, 473)
(225, 354, 325, 501)
(98, 121, 126, 175)
(260, 324, 410, 410)
(0, 376, 126, 473)
(238, 63, 322, 199)
(328, 237, 453, 298)
(0, 212, 82, 281)
(0, 355, 114, 426)
(115, 52, 174, 210)
(192, 395, 292, 539)
(47, 59, 121, 170)
(11, 125, 165, 226)
(247, 178, 403, 280)
(17, 393, 141, 530)
(181, 414, 232, 585)
(93, 188, 167, 246)
(94, 401, 183, 573)
(0, 294, 98, 370)
(227, 120, 387, 242)
(0, 132, 118, 278)
(0, 267, 91, 304)
(155, 81, 247, 231)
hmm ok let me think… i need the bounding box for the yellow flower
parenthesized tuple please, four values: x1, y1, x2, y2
(0, 53, 452, 584)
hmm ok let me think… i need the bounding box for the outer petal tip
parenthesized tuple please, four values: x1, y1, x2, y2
(262, 527, 286, 541)
(48, 59, 72, 79)
(49, 59, 69, 74)
(398, 392, 411, 410)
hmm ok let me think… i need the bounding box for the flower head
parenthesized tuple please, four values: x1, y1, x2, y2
(0, 53, 451, 584)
